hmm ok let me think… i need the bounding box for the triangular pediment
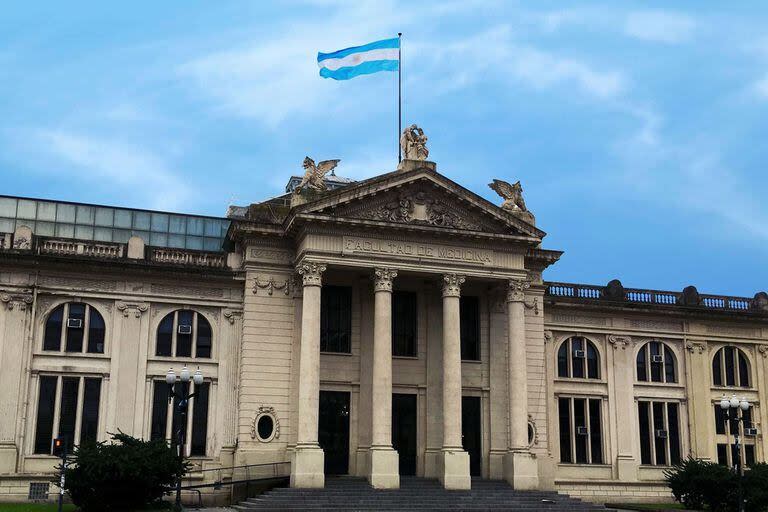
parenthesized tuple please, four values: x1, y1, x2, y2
(289, 167, 545, 240)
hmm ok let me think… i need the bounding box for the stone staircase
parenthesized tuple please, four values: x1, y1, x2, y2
(233, 476, 611, 511)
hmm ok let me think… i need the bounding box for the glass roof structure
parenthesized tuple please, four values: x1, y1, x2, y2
(0, 195, 230, 252)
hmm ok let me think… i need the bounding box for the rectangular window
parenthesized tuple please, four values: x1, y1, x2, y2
(559, 397, 603, 464)
(714, 405, 758, 467)
(638, 400, 682, 466)
(150, 380, 210, 457)
(320, 286, 352, 353)
(392, 291, 417, 357)
(459, 296, 480, 361)
(33, 376, 101, 454)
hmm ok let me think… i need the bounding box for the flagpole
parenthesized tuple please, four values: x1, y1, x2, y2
(398, 32, 402, 163)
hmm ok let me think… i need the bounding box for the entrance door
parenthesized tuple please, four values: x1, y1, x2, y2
(462, 396, 482, 476)
(319, 390, 350, 475)
(392, 393, 417, 476)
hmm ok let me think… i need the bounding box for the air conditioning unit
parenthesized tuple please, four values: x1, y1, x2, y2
(655, 429, 668, 439)
(178, 325, 192, 335)
(576, 426, 589, 436)
(744, 427, 759, 437)
(66, 318, 82, 329)
(573, 349, 586, 358)
(651, 355, 664, 363)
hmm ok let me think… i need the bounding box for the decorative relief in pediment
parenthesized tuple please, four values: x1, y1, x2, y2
(332, 187, 500, 232)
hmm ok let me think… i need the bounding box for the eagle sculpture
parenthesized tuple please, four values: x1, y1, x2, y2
(295, 157, 341, 193)
(488, 179, 528, 212)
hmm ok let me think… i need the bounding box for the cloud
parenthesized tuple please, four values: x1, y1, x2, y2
(624, 10, 695, 44)
(33, 130, 192, 210)
(752, 73, 768, 99)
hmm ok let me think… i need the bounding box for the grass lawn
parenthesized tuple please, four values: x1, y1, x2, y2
(0, 505, 76, 512)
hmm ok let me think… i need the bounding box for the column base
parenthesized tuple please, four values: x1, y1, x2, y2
(617, 454, 638, 482)
(439, 449, 471, 490)
(504, 450, 539, 490)
(0, 444, 17, 473)
(290, 445, 325, 488)
(368, 447, 400, 489)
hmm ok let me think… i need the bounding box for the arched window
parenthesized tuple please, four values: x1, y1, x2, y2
(712, 346, 750, 388)
(43, 303, 105, 353)
(156, 310, 212, 358)
(557, 336, 600, 379)
(636, 341, 677, 383)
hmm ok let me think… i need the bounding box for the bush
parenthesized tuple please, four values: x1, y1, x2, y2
(742, 463, 768, 512)
(664, 457, 733, 511)
(59, 432, 187, 512)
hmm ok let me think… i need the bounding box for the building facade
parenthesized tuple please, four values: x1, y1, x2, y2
(0, 155, 766, 504)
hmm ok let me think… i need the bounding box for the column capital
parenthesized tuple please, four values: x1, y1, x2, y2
(506, 278, 531, 303)
(373, 268, 398, 293)
(442, 274, 466, 298)
(0, 290, 33, 311)
(296, 262, 326, 287)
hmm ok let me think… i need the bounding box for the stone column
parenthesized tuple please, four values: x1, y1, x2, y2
(439, 274, 471, 490)
(368, 268, 399, 488)
(290, 262, 326, 488)
(503, 278, 539, 489)
(0, 290, 33, 473)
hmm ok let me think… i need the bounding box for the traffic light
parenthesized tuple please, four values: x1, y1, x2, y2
(52, 437, 66, 458)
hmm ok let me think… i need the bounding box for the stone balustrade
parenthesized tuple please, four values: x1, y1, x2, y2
(151, 248, 226, 268)
(38, 239, 124, 258)
(545, 280, 768, 313)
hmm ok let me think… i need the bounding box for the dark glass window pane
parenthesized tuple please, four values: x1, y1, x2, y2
(574, 398, 588, 463)
(87, 308, 105, 354)
(586, 342, 599, 379)
(572, 338, 584, 379)
(743, 407, 753, 428)
(650, 342, 662, 382)
(58, 378, 79, 448)
(588, 399, 602, 464)
(65, 304, 85, 352)
(738, 352, 749, 388)
(321, 286, 352, 353)
(190, 382, 210, 456)
(150, 381, 168, 441)
(725, 347, 736, 386)
(156, 314, 173, 357)
(664, 346, 676, 383)
(392, 291, 417, 357)
(176, 310, 193, 357)
(558, 342, 569, 378)
(81, 378, 100, 445)
(745, 445, 756, 467)
(713, 351, 722, 386)
(637, 347, 647, 382)
(34, 376, 58, 454)
(714, 406, 726, 435)
(44, 306, 63, 351)
(558, 398, 571, 463)
(459, 296, 480, 361)
(639, 402, 652, 464)
(668, 403, 681, 465)
(653, 402, 666, 465)
(171, 381, 190, 448)
(717, 444, 728, 466)
(196, 315, 212, 359)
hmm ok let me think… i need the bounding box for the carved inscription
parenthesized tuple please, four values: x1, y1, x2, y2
(627, 319, 682, 331)
(705, 325, 759, 337)
(551, 314, 608, 326)
(151, 284, 224, 298)
(343, 236, 493, 266)
(249, 248, 292, 262)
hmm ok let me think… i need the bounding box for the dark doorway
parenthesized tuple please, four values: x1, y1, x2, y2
(462, 396, 482, 476)
(392, 393, 417, 476)
(319, 390, 350, 475)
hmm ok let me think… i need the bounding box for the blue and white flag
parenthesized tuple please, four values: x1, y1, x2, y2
(317, 37, 399, 80)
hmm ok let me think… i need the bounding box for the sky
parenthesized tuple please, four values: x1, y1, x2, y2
(1, 1, 767, 296)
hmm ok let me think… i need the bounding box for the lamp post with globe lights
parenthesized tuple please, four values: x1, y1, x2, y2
(719, 394, 751, 512)
(166, 365, 204, 510)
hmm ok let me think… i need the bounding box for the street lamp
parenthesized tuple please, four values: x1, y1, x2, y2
(720, 394, 751, 512)
(166, 366, 204, 510)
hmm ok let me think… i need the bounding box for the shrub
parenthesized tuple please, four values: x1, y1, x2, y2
(664, 457, 733, 511)
(742, 463, 768, 512)
(59, 432, 187, 512)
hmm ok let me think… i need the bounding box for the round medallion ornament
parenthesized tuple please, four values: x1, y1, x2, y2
(251, 406, 280, 443)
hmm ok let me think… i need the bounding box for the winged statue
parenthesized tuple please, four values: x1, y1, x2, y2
(488, 179, 528, 212)
(295, 157, 341, 193)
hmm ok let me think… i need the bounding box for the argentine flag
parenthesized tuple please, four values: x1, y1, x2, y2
(318, 37, 399, 80)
